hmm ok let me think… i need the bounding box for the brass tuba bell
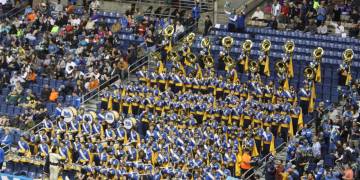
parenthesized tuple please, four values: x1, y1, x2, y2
(164, 25, 174, 38)
(343, 49, 354, 64)
(261, 39, 271, 53)
(249, 60, 259, 73)
(313, 47, 324, 62)
(275, 61, 287, 75)
(201, 37, 211, 49)
(168, 50, 179, 62)
(242, 40, 253, 53)
(304, 66, 315, 81)
(284, 40, 295, 54)
(224, 55, 235, 70)
(186, 52, 197, 64)
(203, 55, 214, 68)
(151, 52, 162, 61)
(222, 36, 234, 52)
(185, 32, 196, 45)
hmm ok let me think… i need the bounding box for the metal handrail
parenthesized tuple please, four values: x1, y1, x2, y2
(0, 2, 29, 20)
(119, 0, 214, 11)
(243, 116, 317, 179)
(80, 74, 120, 104)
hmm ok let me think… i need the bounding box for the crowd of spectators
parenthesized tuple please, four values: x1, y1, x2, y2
(264, 83, 360, 180)
(249, 0, 360, 38)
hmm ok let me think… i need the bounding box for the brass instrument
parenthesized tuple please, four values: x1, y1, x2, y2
(222, 36, 234, 53)
(224, 56, 235, 70)
(275, 61, 287, 75)
(203, 55, 214, 68)
(164, 25, 174, 38)
(242, 40, 253, 53)
(343, 49, 354, 64)
(304, 66, 315, 81)
(201, 37, 211, 49)
(186, 52, 197, 64)
(313, 47, 324, 62)
(249, 60, 259, 73)
(261, 39, 271, 53)
(284, 40, 295, 54)
(151, 52, 162, 61)
(168, 50, 179, 62)
(185, 32, 196, 45)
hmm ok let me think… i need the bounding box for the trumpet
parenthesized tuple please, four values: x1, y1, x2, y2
(313, 47, 324, 62)
(275, 61, 287, 75)
(222, 36, 234, 53)
(186, 52, 197, 65)
(168, 50, 179, 62)
(284, 40, 295, 54)
(203, 55, 214, 69)
(261, 39, 271, 53)
(185, 32, 196, 45)
(164, 25, 174, 38)
(242, 40, 253, 53)
(224, 55, 235, 70)
(343, 49, 354, 64)
(304, 66, 315, 81)
(249, 60, 259, 73)
(151, 52, 162, 61)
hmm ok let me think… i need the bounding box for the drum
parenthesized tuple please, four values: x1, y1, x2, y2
(83, 111, 97, 123)
(105, 111, 120, 124)
(61, 107, 78, 123)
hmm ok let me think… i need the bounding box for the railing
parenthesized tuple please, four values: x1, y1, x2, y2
(80, 74, 120, 104)
(117, 0, 214, 12)
(0, 1, 29, 20)
(243, 116, 316, 179)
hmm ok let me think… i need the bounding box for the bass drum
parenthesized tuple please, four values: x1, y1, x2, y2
(61, 107, 77, 123)
(83, 111, 97, 123)
(105, 111, 120, 124)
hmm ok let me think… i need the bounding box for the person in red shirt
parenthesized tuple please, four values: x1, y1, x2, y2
(279, 2, 290, 23)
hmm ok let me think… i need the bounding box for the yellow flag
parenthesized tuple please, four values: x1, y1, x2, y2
(107, 96, 113, 110)
(283, 77, 289, 90)
(235, 146, 243, 177)
(289, 118, 294, 137)
(196, 64, 203, 79)
(315, 65, 321, 83)
(165, 42, 172, 53)
(308, 83, 316, 113)
(270, 133, 276, 155)
(298, 109, 304, 129)
(158, 61, 164, 74)
(264, 56, 270, 77)
(346, 72, 352, 86)
(244, 56, 249, 72)
(252, 144, 259, 157)
(288, 56, 294, 78)
(233, 70, 239, 83)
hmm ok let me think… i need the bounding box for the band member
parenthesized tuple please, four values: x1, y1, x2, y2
(298, 84, 311, 114)
(261, 127, 275, 156)
(290, 101, 303, 133)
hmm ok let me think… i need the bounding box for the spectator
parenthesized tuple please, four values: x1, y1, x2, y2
(317, 22, 328, 34)
(348, 23, 359, 37)
(279, 1, 290, 23)
(329, 21, 345, 36)
(332, 4, 341, 22)
(316, 1, 327, 26)
(49, 88, 59, 102)
(267, 16, 278, 30)
(203, 15, 212, 36)
(89, 0, 100, 15)
(251, 7, 265, 21)
(342, 164, 354, 180)
(174, 21, 184, 36)
(0, 146, 4, 170)
(145, 31, 155, 51)
(192, 1, 201, 28)
(350, 9, 359, 24)
(271, 0, 281, 17)
(305, 19, 317, 33)
(225, 9, 246, 33)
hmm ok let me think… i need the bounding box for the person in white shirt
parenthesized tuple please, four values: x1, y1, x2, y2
(251, 7, 265, 20)
(90, 0, 100, 15)
(175, 21, 185, 36)
(49, 148, 63, 180)
(317, 22, 328, 35)
(329, 21, 345, 36)
(271, 0, 281, 17)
